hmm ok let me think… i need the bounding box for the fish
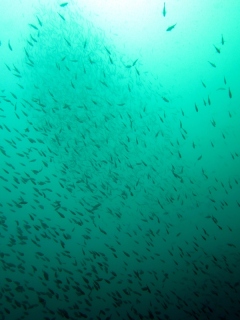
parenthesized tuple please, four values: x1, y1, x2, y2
(221, 34, 225, 45)
(208, 61, 216, 68)
(213, 45, 220, 53)
(60, 2, 68, 7)
(36, 16, 42, 26)
(228, 88, 232, 98)
(58, 13, 65, 20)
(211, 119, 216, 127)
(64, 37, 71, 46)
(208, 96, 211, 105)
(166, 23, 177, 31)
(8, 40, 12, 51)
(28, 23, 38, 30)
(163, 2, 166, 17)
(0, 7, 239, 319)
(132, 58, 138, 66)
(162, 96, 169, 103)
(58, 309, 70, 318)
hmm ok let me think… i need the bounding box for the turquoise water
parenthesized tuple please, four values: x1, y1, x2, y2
(0, 1, 240, 319)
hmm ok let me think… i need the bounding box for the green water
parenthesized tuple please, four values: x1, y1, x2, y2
(0, 1, 240, 319)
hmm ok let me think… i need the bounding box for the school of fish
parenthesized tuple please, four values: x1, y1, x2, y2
(0, 1, 239, 320)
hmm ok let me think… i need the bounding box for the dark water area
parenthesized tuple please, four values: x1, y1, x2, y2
(0, 1, 240, 319)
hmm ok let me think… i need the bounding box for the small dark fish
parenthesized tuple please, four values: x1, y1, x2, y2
(163, 2, 166, 17)
(201, 81, 206, 88)
(64, 37, 71, 46)
(166, 23, 177, 31)
(142, 285, 151, 293)
(4, 63, 11, 71)
(195, 104, 198, 112)
(36, 16, 42, 26)
(211, 119, 216, 127)
(99, 227, 107, 235)
(104, 47, 111, 55)
(208, 96, 211, 105)
(221, 34, 225, 45)
(58, 13, 65, 20)
(30, 34, 37, 42)
(213, 44, 220, 53)
(162, 96, 169, 103)
(43, 271, 48, 280)
(227, 243, 236, 248)
(29, 23, 38, 30)
(212, 216, 218, 224)
(208, 61, 216, 68)
(11, 92, 17, 99)
(132, 58, 138, 66)
(228, 88, 232, 98)
(82, 276, 89, 284)
(8, 40, 12, 51)
(60, 2, 68, 7)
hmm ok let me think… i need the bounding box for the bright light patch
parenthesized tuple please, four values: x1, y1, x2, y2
(74, 0, 157, 50)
